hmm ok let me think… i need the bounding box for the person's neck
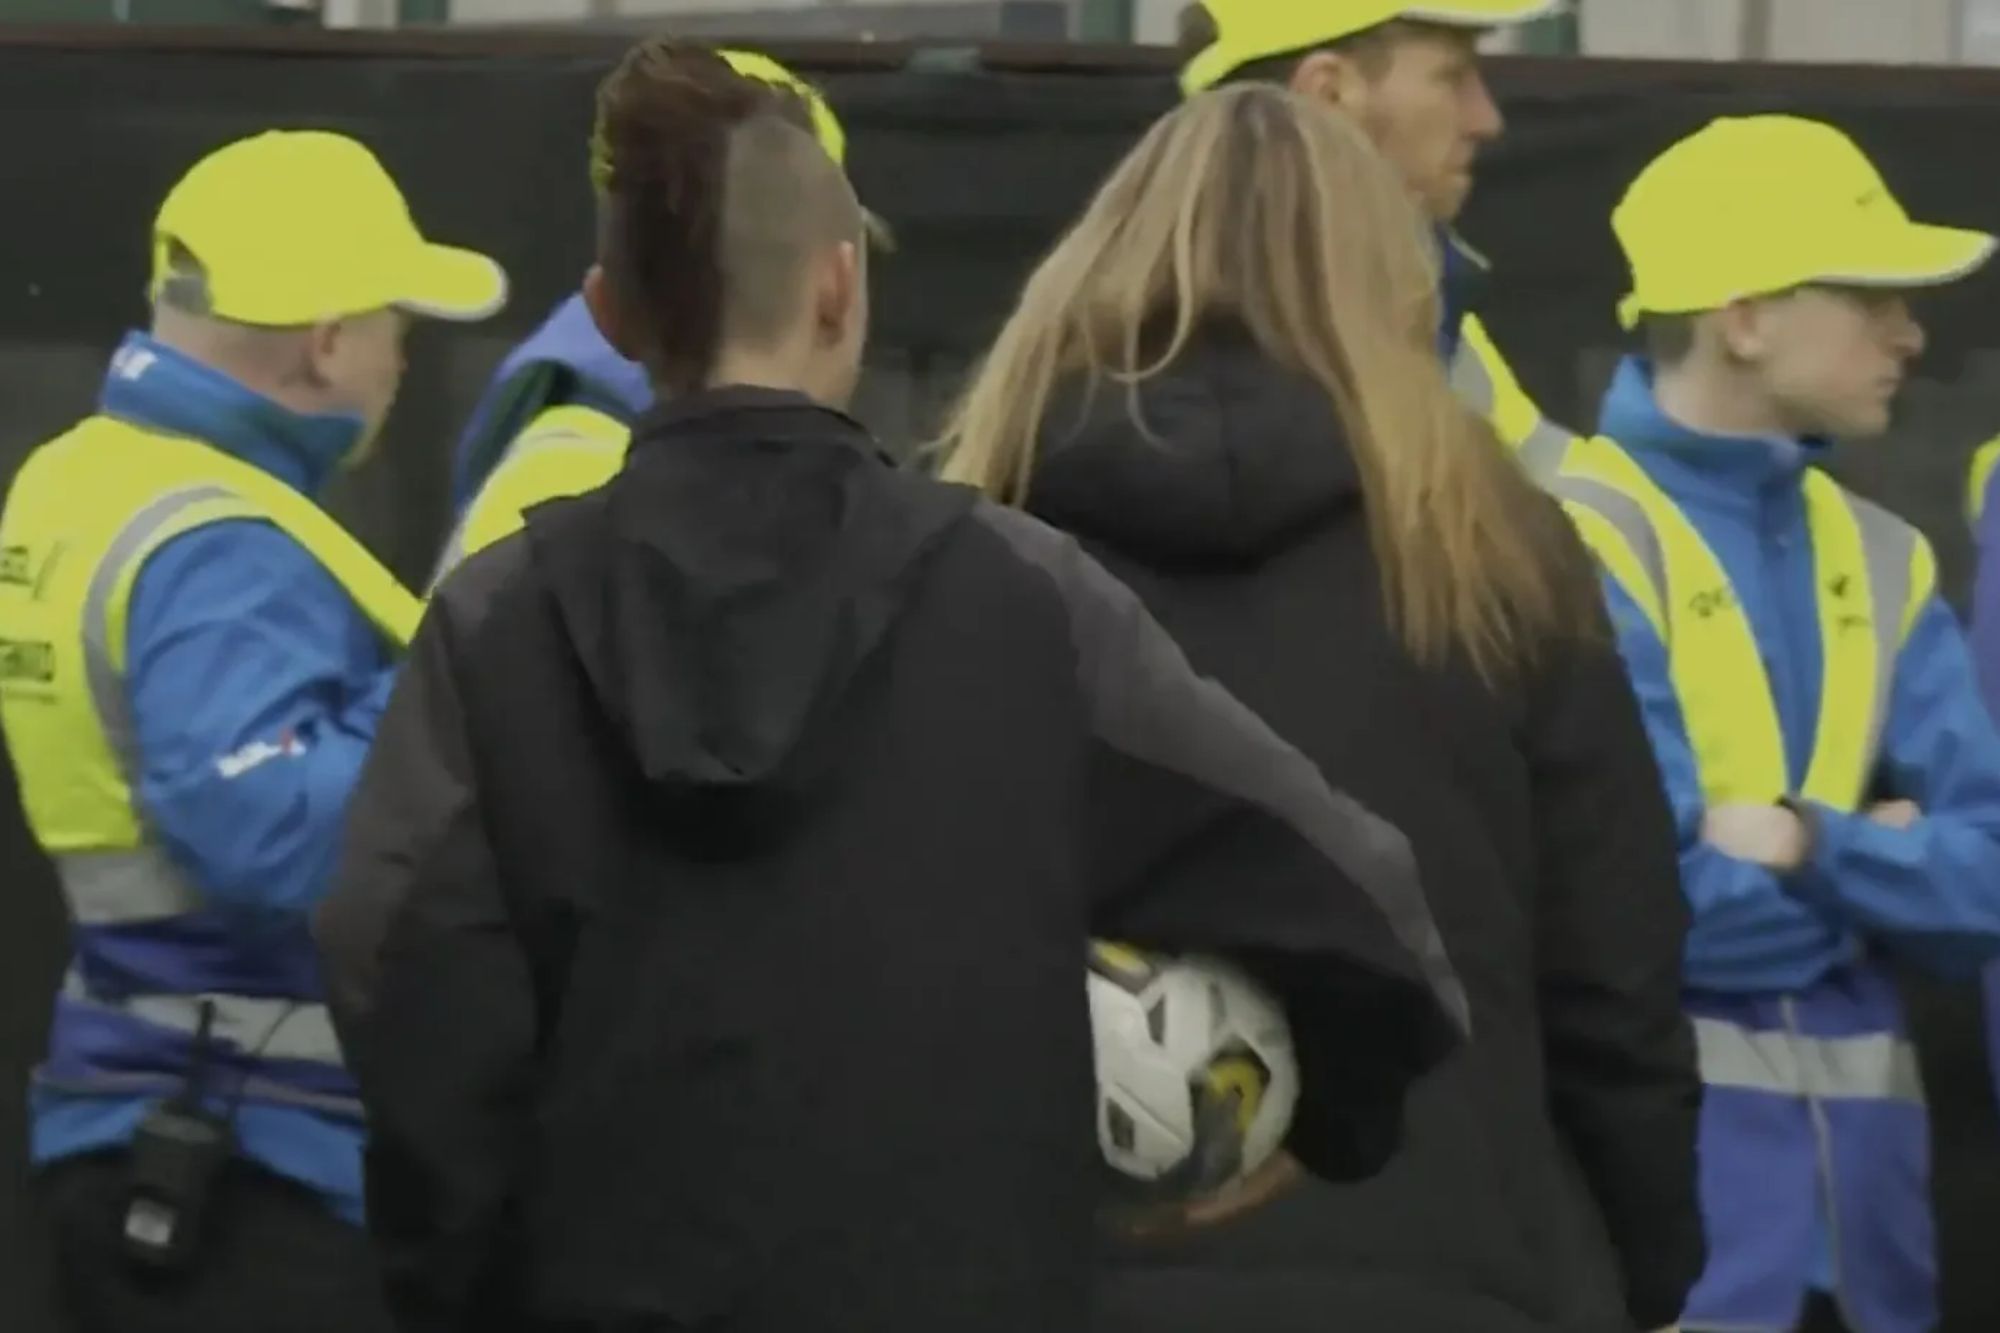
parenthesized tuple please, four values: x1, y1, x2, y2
(150, 320, 320, 418)
(1651, 362, 1796, 440)
(706, 346, 828, 407)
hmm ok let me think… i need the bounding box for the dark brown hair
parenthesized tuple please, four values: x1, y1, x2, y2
(589, 39, 823, 394)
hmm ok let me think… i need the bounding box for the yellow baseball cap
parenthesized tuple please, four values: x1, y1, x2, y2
(1180, 0, 1563, 96)
(722, 49, 849, 166)
(1614, 115, 1995, 330)
(151, 130, 507, 327)
(720, 48, 892, 249)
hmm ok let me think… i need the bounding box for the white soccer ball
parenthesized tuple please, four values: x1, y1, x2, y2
(1087, 941, 1298, 1206)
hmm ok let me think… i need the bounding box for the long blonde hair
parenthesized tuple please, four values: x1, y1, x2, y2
(935, 84, 1583, 682)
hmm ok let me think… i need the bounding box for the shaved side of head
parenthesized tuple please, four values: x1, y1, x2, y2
(716, 113, 864, 354)
(590, 38, 867, 392)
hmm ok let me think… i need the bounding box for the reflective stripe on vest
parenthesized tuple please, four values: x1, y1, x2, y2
(81, 484, 236, 792)
(1552, 436, 1933, 1107)
(1449, 314, 1574, 484)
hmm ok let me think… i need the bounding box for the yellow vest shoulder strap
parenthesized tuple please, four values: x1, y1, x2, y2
(432, 403, 632, 585)
(94, 430, 422, 655)
(1450, 314, 1575, 483)
(1555, 437, 1790, 801)
(1547, 437, 1670, 635)
(0, 417, 421, 856)
(1553, 436, 1927, 809)
(1815, 480, 1932, 806)
(1968, 435, 2000, 528)
(115, 430, 420, 648)
(501, 403, 630, 461)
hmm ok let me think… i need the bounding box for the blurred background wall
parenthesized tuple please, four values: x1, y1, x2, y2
(19, 0, 2000, 62)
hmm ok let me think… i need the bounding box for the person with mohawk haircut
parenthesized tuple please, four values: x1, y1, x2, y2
(316, 38, 1467, 1333)
(431, 48, 871, 582)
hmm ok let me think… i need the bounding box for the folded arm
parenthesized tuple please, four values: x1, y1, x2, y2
(1598, 577, 1860, 994)
(1792, 598, 2000, 978)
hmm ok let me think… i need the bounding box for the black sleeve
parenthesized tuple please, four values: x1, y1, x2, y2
(972, 503, 1467, 1183)
(315, 574, 537, 1332)
(1524, 583, 1705, 1329)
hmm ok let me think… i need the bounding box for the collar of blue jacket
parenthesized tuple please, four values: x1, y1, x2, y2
(1596, 354, 1831, 502)
(1436, 226, 1487, 362)
(96, 332, 365, 498)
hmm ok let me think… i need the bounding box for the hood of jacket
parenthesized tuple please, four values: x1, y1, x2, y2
(525, 386, 973, 811)
(1025, 325, 1363, 566)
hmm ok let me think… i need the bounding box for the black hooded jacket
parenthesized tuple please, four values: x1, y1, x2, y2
(316, 388, 1467, 1333)
(1025, 332, 1705, 1333)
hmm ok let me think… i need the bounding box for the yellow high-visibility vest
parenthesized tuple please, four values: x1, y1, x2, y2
(1449, 313, 1576, 483)
(0, 414, 419, 862)
(1553, 435, 1931, 809)
(0, 414, 418, 1084)
(1967, 435, 2000, 528)
(432, 402, 630, 584)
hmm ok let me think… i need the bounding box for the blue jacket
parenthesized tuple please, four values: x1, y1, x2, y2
(1597, 359, 2000, 992)
(32, 334, 395, 1223)
(447, 293, 650, 513)
(1436, 226, 1480, 362)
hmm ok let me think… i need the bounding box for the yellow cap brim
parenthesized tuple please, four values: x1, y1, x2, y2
(393, 242, 509, 322)
(1402, 0, 1566, 25)
(1819, 222, 1997, 292)
(1617, 223, 1996, 330)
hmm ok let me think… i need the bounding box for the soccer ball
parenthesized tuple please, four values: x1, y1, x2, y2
(1087, 941, 1298, 1206)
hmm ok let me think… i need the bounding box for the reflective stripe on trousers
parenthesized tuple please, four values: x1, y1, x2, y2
(34, 1067, 363, 1120)
(1693, 1015, 1925, 1105)
(60, 968, 346, 1068)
